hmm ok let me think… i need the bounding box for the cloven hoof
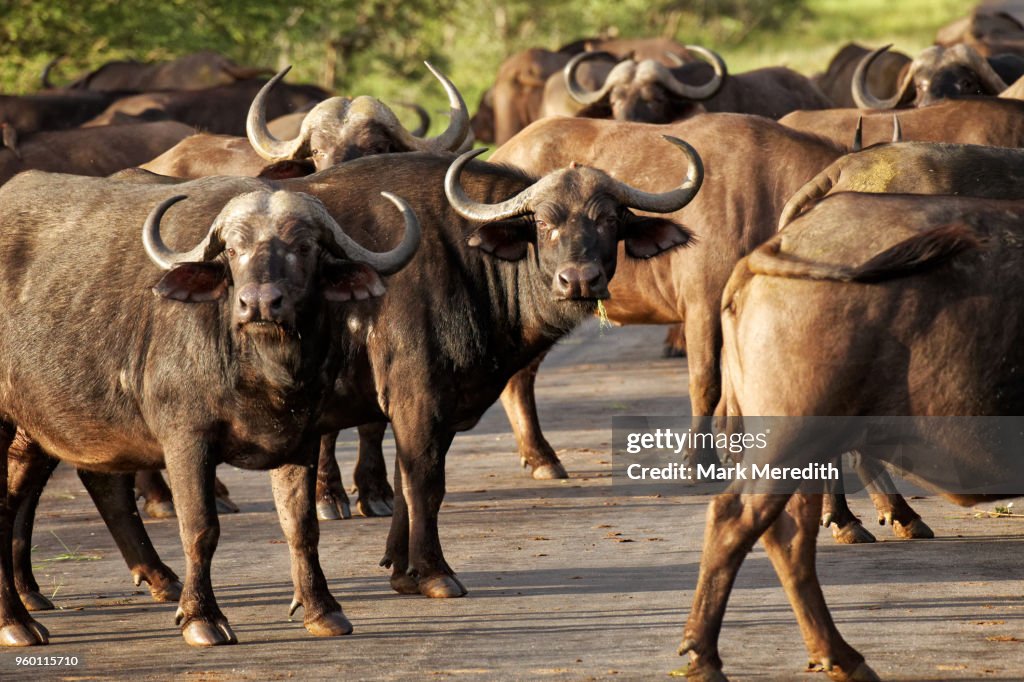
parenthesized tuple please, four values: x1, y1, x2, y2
(830, 521, 877, 544)
(0, 619, 49, 646)
(181, 619, 237, 647)
(667, 661, 728, 681)
(824, 660, 881, 682)
(215, 495, 240, 514)
(892, 517, 934, 539)
(304, 611, 353, 637)
(317, 497, 351, 521)
(531, 461, 569, 480)
(390, 573, 420, 595)
(357, 494, 393, 517)
(148, 579, 183, 602)
(143, 499, 176, 519)
(418, 574, 467, 598)
(21, 591, 55, 612)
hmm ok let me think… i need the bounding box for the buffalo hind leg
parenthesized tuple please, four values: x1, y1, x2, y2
(383, 412, 464, 598)
(823, 457, 876, 544)
(678, 492, 791, 678)
(0, 422, 48, 646)
(77, 469, 182, 602)
(9, 441, 59, 611)
(662, 323, 687, 358)
(354, 422, 395, 517)
(500, 353, 568, 479)
(271, 459, 351, 637)
(136, 470, 238, 519)
(761, 495, 877, 680)
(315, 432, 351, 520)
(681, 307, 722, 467)
(165, 439, 235, 647)
(856, 456, 933, 539)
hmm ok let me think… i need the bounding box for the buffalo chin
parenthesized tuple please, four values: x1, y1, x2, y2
(236, 322, 304, 393)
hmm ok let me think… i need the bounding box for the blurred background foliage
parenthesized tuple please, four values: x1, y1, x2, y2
(0, 0, 972, 130)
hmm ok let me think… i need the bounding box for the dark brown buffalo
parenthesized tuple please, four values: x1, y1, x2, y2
(480, 38, 695, 144)
(780, 97, 1024, 149)
(140, 63, 467, 180)
(0, 172, 421, 646)
(936, 2, 1024, 56)
(685, 191, 1024, 680)
(852, 43, 1011, 109)
(565, 49, 831, 122)
(813, 42, 912, 107)
(0, 121, 194, 186)
(43, 50, 271, 92)
(83, 78, 328, 135)
(0, 91, 119, 137)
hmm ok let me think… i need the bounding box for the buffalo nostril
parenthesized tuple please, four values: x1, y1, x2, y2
(557, 270, 574, 287)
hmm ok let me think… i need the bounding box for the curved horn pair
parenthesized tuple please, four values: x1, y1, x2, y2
(143, 192, 420, 276)
(247, 63, 468, 162)
(565, 46, 726, 106)
(445, 136, 703, 223)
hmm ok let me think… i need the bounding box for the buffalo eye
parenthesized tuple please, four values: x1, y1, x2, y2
(226, 247, 237, 258)
(296, 243, 312, 256)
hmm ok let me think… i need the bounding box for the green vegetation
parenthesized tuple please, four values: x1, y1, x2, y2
(0, 0, 974, 129)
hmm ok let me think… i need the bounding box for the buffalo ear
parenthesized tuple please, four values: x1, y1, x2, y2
(320, 260, 386, 302)
(622, 215, 694, 259)
(153, 262, 228, 302)
(467, 220, 532, 261)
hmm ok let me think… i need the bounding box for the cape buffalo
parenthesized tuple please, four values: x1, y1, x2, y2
(852, 43, 1011, 109)
(683, 191, 1024, 680)
(0, 121, 194, 186)
(43, 50, 272, 92)
(813, 42, 911, 107)
(565, 49, 831, 122)
(0, 176, 420, 647)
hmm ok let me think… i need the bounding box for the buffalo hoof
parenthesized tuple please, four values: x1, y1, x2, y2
(143, 498, 176, 519)
(531, 461, 568, 480)
(830, 521, 876, 544)
(892, 517, 934, 540)
(20, 591, 54, 612)
(418, 574, 467, 598)
(304, 611, 353, 637)
(317, 497, 351, 521)
(668, 661, 727, 681)
(0, 619, 49, 646)
(357, 495, 393, 518)
(662, 345, 687, 359)
(149, 579, 183, 603)
(181, 619, 237, 647)
(390, 573, 420, 595)
(810, 659, 880, 682)
(215, 495, 240, 515)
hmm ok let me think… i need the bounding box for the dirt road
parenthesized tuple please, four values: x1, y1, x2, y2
(12, 322, 1024, 680)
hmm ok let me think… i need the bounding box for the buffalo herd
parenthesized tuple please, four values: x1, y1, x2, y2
(1, 3, 1023, 680)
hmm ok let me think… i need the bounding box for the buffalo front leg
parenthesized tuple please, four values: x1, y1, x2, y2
(164, 440, 235, 647)
(77, 470, 182, 603)
(760, 495, 878, 681)
(354, 422, 395, 517)
(9, 440, 59, 611)
(315, 431, 351, 521)
(500, 353, 568, 479)
(662, 323, 687, 358)
(0, 423, 48, 645)
(855, 456, 933, 539)
(677, 492, 790, 679)
(386, 414, 464, 599)
(271, 460, 351, 637)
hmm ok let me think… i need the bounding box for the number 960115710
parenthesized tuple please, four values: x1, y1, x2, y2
(14, 655, 80, 666)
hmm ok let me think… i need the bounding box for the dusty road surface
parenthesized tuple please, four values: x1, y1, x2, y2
(10, 322, 1024, 681)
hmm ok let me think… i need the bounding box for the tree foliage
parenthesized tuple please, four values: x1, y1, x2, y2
(0, 1, 805, 126)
